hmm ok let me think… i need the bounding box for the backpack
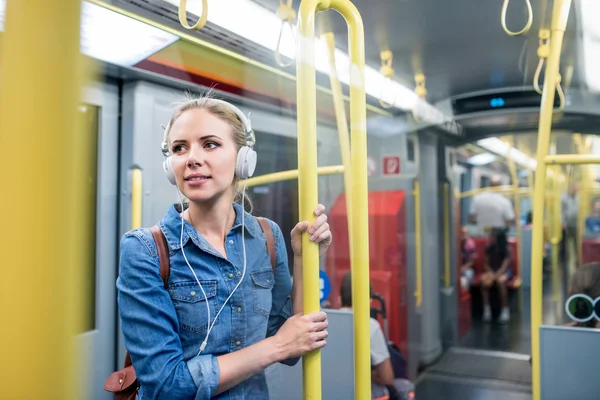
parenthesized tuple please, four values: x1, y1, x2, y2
(104, 218, 277, 399)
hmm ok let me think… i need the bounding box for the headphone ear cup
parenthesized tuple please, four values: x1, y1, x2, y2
(163, 157, 177, 185)
(236, 146, 257, 179)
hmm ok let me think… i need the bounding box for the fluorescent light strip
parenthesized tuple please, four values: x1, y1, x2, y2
(0, 0, 178, 67)
(164, 0, 446, 120)
(580, 0, 600, 93)
(467, 152, 497, 166)
(476, 137, 537, 170)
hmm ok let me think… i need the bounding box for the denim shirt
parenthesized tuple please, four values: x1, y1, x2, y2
(117, 202, 297, 400)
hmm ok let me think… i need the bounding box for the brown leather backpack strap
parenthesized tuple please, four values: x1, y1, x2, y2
(257, 217, 276, 272)
(149, 225, 170, 289)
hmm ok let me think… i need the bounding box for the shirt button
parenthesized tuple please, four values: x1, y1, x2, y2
(190, 291, 196, 296)
(236, 341, 241, 346)
(229, 240, 234, 244)
(228, 273, 234, 278)
(237, 307, 242, 313)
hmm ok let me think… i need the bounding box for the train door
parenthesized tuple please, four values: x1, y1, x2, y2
(75, 80, 121, 400)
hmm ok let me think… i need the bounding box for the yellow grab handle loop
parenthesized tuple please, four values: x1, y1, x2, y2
(275, 0, 296, 68)
(534, 30, 564, 113)
(179, 0, 208, 30)
(411, 73, 426, 122)
(378, 50, 394, 108)
(501, 0, 533, 36)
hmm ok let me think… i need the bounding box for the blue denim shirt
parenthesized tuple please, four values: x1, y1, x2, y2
(117, 202, 297, 400)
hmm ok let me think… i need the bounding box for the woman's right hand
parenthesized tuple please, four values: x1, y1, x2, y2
(273, 311, 328, 360)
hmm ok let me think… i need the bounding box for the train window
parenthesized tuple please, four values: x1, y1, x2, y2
(407, 137, 415, 162)
(250, 130, 298, 270)
(75, 103, 99, 334)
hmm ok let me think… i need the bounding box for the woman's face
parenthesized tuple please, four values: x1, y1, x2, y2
(168, 108, 239, 204)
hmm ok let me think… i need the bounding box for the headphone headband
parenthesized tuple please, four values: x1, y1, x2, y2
(161, 98, 255, 156)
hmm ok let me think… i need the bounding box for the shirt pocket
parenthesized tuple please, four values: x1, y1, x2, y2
(169, 280, 219, 333)
(251, 268, 275, 317)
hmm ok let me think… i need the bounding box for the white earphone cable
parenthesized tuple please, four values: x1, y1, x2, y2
(175, 181, 249, 355)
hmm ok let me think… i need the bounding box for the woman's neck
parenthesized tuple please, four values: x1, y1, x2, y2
(185, 197, 236, 241)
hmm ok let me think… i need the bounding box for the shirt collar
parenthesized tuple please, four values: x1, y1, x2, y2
(159, 202, 262, 252)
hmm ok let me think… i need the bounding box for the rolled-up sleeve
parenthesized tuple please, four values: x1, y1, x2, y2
(264, 221, 299, 366)
(117, 230, 220, 400)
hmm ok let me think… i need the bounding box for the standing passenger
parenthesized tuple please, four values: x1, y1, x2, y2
(117, 96, 333, 399)
(561, 183, 580, 268)
(469, 175, 515, 233)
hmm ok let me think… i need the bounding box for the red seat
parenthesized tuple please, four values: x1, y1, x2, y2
(469, 236, 520, 289)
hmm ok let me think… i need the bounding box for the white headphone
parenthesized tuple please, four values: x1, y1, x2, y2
(161, 99, 258, 184)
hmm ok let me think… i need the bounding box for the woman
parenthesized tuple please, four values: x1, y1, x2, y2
(481, 227, 512, 323)
(117, 95, 332, 399)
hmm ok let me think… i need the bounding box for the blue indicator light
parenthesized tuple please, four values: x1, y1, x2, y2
(490, 98, 505, 108)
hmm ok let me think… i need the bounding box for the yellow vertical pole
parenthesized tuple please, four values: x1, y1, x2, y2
(414, 180, 423, 306)
(443, 183, 451, 288)
(530, 1, 571, 399)
(131, 169, 143, 229)
(0, 0, 83, 398)
(296, 1, 323, 397)
(322, 31, 354, 241)
(298, 1, 370, 398)
(506, 145, 521, 278)
(550, 169, 562, 303)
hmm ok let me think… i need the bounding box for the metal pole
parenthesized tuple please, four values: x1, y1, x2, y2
(530, 1, 572, 399)
(0, 0, 83, 397)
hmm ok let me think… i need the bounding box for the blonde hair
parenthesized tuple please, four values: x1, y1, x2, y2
(163, 92, 253, 209)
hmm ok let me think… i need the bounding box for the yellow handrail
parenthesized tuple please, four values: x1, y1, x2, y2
(322, 31, 354, 248)
(244, 165, 344, 188)
(131, 169, 143, 229)
(530, 1, 572, 399)
(458, 185, 522, 199)
(545, 154, 600, 165)
(0, 0, 84, 397)
(443, 183, 451, 288)
(178, 0, 208, 30)
(414, 180, 423, 306)
(297, 1, 370, 398)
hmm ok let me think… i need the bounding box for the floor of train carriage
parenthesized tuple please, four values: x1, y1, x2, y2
(415, 265, 568, 400)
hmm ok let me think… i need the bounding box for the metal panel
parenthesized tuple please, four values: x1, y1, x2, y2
(265, 309, 355, 400)
(540, 325, 600, 400)
(74, 79, 120, 400)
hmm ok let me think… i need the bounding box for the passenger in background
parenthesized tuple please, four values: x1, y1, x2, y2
(469, 175, 515, 233)
(116, 95, 333, 399)
(565, 262, 600, 328)
(460, 226, 477, 290)
(340, 271, 395, 400)
(585, 200, 600, 236)
(561, 183, 579, 266)
(481, 227, 512, 323)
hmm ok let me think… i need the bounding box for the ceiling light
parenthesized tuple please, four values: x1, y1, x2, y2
(163, 0, 445, 119)
(0, 0, 179, 67)
(467, 152, 497, 166)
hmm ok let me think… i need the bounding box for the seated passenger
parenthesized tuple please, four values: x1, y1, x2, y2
(585, 200, 600, 236)
(565, 262, 600, 328)
(460, 226, 477, 290)
(481, 227, 512, 323)
(340, 271, 394, 400)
